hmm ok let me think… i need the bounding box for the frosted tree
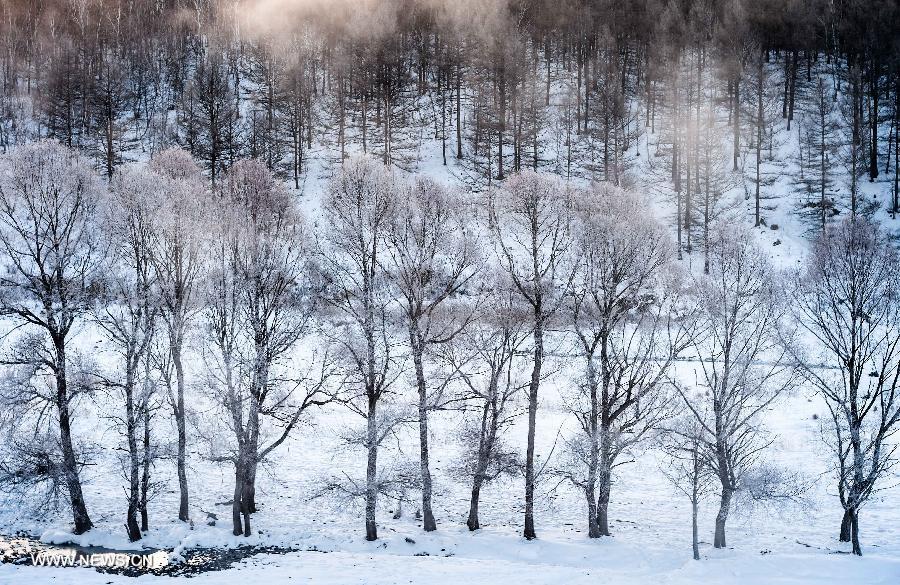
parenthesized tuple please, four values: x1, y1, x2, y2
(660, 416, 715, 560)
(563, 183, 685, 537)
(674, 224, 795, 549)
(440, 275, 529, 531)
(791, 217, 900, 556)
(490, 170, 574, 540)
(95, 164, 161, 541)
(318, 156, 398, 541)
(147, 148, 209, 523)
(384, 176, 480, 532)
(0, 141, 106, 534)
(202, 159, 331, 537)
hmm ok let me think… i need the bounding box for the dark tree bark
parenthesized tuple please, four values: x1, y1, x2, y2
(55, 337, 93, 535)
(174, 351, 189, 522)
(523, 317, 543, 540)
(713, 485, 733, 548)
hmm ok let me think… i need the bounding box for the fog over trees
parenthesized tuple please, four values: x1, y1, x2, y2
(0, 0, 899, 573)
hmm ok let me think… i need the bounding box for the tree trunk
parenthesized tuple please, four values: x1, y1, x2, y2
(820, 81, 827, 230)
(870, 68, 879, 181)
(523, 317, 543, 540)
(498, 70, 506, 180)
(692, 495, 700, 560)
(441, 73, 447, 166)
(125, 371, 141, 542)
(456, 59, 463, 160)
(586, 487, 600, 538)
(787, 51, 797, 131)
(850, 508, 861, 556)
(241, 463, 253, 537)
(713, 487, 733, 548)
(839, 507, 852, 542)
(755, 57, 763, 228)
(596, 472, 611, 537)
(362, 93, 368, 154)
(365, 397, 379, 541)
(466, 479, 483, 531)
(586, 389, 600, 538)
(174, 344, 189, 522)
(596, 415, 612, 537)
(384, 93, 392, 166)
(410, 327, 436, 532)
(733, 76, 740, 171)
(140, 405, 150, 532)
(467, 402, 493, 531)
(339, 77, 345, 161)
(55, 338, 93, 534)
(232, 461, 244, 536)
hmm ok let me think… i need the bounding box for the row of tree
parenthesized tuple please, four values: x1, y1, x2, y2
(0, 142, 897, 559)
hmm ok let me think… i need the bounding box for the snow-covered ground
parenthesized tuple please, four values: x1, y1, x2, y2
(2, 374, 899, 584)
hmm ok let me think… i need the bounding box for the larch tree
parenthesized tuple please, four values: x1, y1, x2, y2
(796, 76, 839, 231)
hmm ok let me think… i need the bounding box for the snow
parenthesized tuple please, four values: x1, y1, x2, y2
(3, 542, 900, 585)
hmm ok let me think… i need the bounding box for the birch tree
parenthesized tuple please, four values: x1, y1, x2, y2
(564, 183, 684, 537)
(441, 276, 529, 531)
(319, 156, 398, 541)
(96, 164, 160, 541)
(203, 159, 330, 537)
(147, 148, 208, 523)
(660, 417, 715, 560)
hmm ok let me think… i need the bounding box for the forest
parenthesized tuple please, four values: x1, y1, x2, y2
(0, 1, 899, 583)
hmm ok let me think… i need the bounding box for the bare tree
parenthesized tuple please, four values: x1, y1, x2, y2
(440, 276, 529, 531)
(95, 164, 160, 541)
(202, 159, 330, 537)
(490, 170, 573, 540)
(790, 217, 900, 556)
(147, 148, 209, 523)
(563, 183, 684, 537)
(796, 76, 839, 231)
(384, 176, 480, 532)
(0, 141, 106, 534)
(318, 156, 398, 541)
(674, 223, 795, 549)
(660, 416, 715, 560)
